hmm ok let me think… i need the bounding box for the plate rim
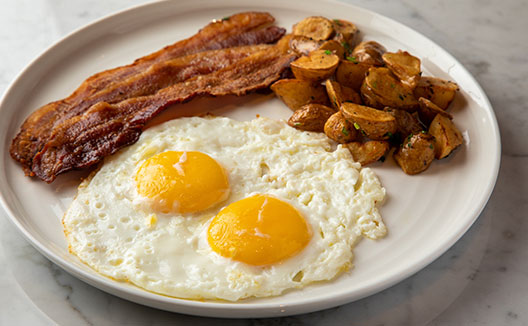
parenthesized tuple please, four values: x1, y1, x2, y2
(0, 0, 501, 318)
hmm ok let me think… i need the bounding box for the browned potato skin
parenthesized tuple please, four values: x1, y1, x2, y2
(351, 41, 386, 66)
(291, 50, 340, 82)
(331, 19, 359, 50)
(383, 107, 424, 139)
(319, 40, 345, 59)
(289, 35, 322, 56)
(428, 114, 463, 159)
(287, 104, 335, 132)
(413, 76, 459, 110)
(324, 111, 358, 143)
(340, 102, 397, 140)
(271, 79, 329, 111)
(325, 80, 361, 110)
(347, 141, 390, 165)
(382, 50, 421, 89)
(394, 133, 436, 175)
(335, 60, 371, 92)
(292, 16, 335, 41)
(418, 97, 453, 125)
(361, 67, 419, 111)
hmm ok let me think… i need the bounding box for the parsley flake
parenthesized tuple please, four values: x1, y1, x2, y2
(346, 56, 358, 63)
(324, 50, 332, 55)
(342, 127, 350, 136)
(353, 122, 360, 130)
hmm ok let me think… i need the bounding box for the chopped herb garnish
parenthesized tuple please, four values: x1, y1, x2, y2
(384, 131, 393, 138)
(342, 127, 350, 136)
(346, 56, 358, 63)
(407, 143, 412, 148)
(421, 130, 426, 134)
(407, 134, 413, 140)
(342, 42, 351, 53)
(324, 50, 332, 55)
(429, 144, 434, 149)
(221, 16, 230, 21)
(353, 122, 361, 130)
(333, 19, 343, 26)
(398, 94, 404, 101)
(372, 81, 378, 89)
(294, 122, 302, 126)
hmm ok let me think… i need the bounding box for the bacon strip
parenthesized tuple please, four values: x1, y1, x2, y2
(31, 44, 296, 182)
(11, 12, 284, 172)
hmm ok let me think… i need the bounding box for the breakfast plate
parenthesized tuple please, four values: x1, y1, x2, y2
(0, 0, 500, 318)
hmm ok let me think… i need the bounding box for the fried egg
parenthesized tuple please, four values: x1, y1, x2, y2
(63, 116, 386, 301)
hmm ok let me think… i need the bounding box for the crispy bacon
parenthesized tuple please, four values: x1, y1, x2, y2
(11, 12, 285, 173)
(31, 44, 295, 182)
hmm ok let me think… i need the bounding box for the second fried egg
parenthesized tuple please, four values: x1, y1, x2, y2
(63, 116, 386, 301)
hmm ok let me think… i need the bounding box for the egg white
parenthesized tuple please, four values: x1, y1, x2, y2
(63, 116, 386, 301)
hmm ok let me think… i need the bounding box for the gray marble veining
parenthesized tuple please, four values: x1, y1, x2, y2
(1, 0, 527, 325)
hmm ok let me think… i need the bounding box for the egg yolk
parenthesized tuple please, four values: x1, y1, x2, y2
(135, 151, 229, 214)
(207, 195, 311, 266)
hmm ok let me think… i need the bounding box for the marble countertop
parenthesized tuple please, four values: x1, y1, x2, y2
(1, 0, 526, 325)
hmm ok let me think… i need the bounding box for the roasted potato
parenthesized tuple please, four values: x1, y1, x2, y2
(287, 104, 335, 132)
(361, 67, 419, 111)
(393, 133, 436, 175)
(331, 19, 359, 51)
(413, 76, 459, 110)
(335, 60, 371, 92)
(351, 41, 386, 66)
(346, 141, 390, 166)
(289, 35, 322, 56)
(417, 97, 453, 125)
(340, 102, 397, 140)
(271, 79, 329, 111)
(292, 16, 334, 41)
(428, 114, 463, 159)
(319, 40, 345, 59)
(383, 107, 424, 140)
(324, 111, 358, 143)
(291, 50, 340, 82)
(326, 80, 361, 110)
(382, 50, 421, 89)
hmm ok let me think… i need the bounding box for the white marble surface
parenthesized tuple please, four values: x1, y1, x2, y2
(0, 0, 526, 325)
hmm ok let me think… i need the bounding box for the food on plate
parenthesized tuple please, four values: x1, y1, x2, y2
(10, 12, 287, 181)
(428, 114, 463, 159)
(413, 76, 459, 110)
(393, 133, 436, 175)
(290, 49, 340, 81)
(346, 141, 390, 166)
(273, 15, 462, 174)
(382, 50, 421, 89)
(287, 104, 335, 131)
(292, 16, 335, 41)
(340, 102, 397, 140)
(351, 41, 386, 66)
(324, 111, 358, 143)
(360, 67, 419, 111)
(62, 116, 386, 301)
(270, 79, 329, 111)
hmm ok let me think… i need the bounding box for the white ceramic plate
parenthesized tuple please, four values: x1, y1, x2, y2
(0, 0, 500, 318)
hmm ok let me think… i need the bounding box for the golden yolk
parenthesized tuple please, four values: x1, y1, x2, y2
(135, 151, 229, 214)
(207, 195, 311, 266)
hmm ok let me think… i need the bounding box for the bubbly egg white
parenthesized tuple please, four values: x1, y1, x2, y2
(63, 116, 386, 301)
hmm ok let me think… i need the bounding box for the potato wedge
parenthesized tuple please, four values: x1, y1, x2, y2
(351, 41, 386, 66)
(417, 97, 453, 125)
(271, 79, 329, 111)
(335, 60, 371, 92)
(340, 102, 397, 140)
(291, 50, 340, 82)
(361, 67, 419, 111)
(393, 133, 436, 175)
(331, 19, 359, 50)
(325, 80, 361, 110)
(324, 111, 358, 143)
(413, 76, 459, 110)
(383, 107, 424, 140)
(292, 16, 334, 41)
(346, 141, 390, 166)
(428, 114, 463, 159)
(289, 35, 322, 56)
(382, 50, 421, 89)
(287, 104, 335, 132)
(319, 40, 345, 59)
